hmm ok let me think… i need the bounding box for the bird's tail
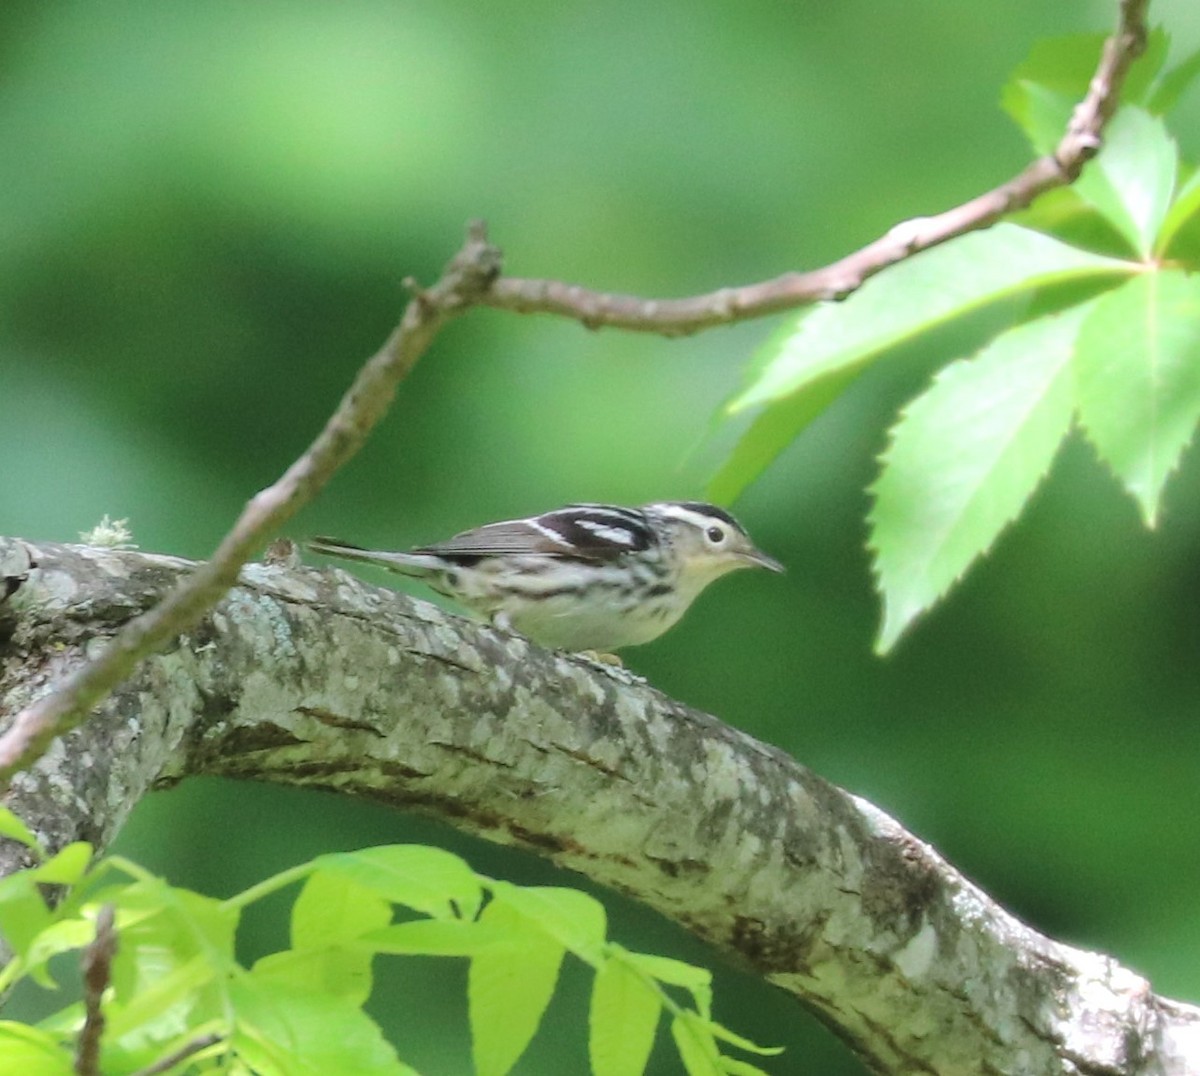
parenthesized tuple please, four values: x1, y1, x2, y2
(307, 537, 440, 578)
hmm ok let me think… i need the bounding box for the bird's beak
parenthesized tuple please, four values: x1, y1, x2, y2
(740, 548, 785, 573)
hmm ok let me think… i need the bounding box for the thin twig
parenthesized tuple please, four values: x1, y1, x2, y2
(0, 0, 1150, 783)
(74, 904, 117, 1076)
(0, 224, 500, 784)
(481, 0, 1148, 334)
(129, 1032, 223, 1076)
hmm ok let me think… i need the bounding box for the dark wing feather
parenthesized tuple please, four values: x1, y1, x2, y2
(417, 507, 654, 563)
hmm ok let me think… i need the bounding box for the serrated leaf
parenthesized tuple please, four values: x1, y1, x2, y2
(489, 881, 607, 965)
(1157, 168, 1200, 256)
(316, 845, 482, 920)
(1074, 270, 1200, 526)
(871, 307, 1087, 651)
(362, 918, 504, 956)
(588, 956, 661, 1076)
(468, 900, 564, 1076)
(670, 1013, 723, 1076)
(1073, 107, 1178, 256)
(0, 808, 44, 855)
(715, 227, 1128, 499)
(728, 225, 1126, 415)
(0, 1022, 75, 1074)
(291, 870, 392, 950)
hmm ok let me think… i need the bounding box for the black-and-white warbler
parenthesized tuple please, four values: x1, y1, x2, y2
(308, 502, 782, 652)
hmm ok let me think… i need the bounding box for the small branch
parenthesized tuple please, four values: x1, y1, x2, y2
(481, 0, 1148, 334)
(0, 225, 501, 785)
(129, 1033, 223, 1076)
(74, 904, 117, 1076)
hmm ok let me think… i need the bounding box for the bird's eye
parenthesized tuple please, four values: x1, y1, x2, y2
(706, 525, 726, 544)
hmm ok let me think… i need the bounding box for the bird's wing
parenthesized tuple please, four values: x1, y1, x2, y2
(418, 506, 654, 562)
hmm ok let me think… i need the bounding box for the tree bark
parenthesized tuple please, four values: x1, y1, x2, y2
(2, 536, 1197, 1075)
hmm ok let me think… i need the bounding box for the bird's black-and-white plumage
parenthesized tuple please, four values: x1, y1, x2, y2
(308, 502, 782, 652)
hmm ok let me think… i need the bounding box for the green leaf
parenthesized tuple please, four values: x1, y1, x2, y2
(1073, 107, 1178, 256)
(105, 881, 239, 1050)
(713, 227, 1129, 498)
(670, 1013, 723, 1076)
(870, 307, 1087, 652)
(30, 842, 93, 886)
(624, 950, 712, 1017)
(588, 956, 662, 1076)
(0, 1022, 75, 1075)
(105, 953, 217, 1042)
(0, 808, 44, 855)
(1156, 168, 1200, 256)
(316, 845, 482, 920)
(23, 915, 97, 989)
(254, 946, 376, 1008)
(488, 881, 607, 965)
(361, 918, 504, 956)
(1074, 270, 1200, 526)
(0, 872, 52, 960)
(259, 871, 394, 1006)
(1147, 45, 1200, 115)
(1003, 82, 1077, 155)
(705, 1018, 783, 1057)
(1002, 33, 1106, 150)
(292, 869, 393, 950)
(231, 973, 406, 1076)
(1001, 31, 1167, 151)
(707, 365, 859, 504)
(469, 899, 565, 1076)
(728, 226, 1125, 415)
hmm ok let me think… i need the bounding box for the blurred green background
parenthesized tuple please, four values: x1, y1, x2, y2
(3, 1, 1200, 1072)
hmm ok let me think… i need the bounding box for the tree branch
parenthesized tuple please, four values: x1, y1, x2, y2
(3, 537, 1198, 1075)
(0, 0, 1148, 788)
(481, 0, 1148, 333)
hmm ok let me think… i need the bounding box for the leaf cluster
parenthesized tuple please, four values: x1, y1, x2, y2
(0, 809, 778, 1075)
(712, 31, 1200, 650)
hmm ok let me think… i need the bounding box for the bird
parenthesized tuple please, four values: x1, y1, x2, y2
(308, 501, 782, 652)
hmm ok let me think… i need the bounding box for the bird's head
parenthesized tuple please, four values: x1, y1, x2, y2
(645, 502, 783, 586)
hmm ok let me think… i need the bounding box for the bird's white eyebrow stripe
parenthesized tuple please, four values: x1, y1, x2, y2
(651, 505, 717, 531)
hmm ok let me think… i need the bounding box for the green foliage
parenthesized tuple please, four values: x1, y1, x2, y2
(869, 307, 1085, 653)
(1074, 271, 1200, 524)
(713, 30, 1200, 650)
(0, 808, 774, 1075)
